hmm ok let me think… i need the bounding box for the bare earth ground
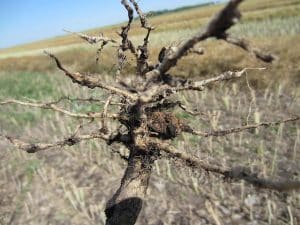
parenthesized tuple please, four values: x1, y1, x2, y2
(0, 80, 299, 224)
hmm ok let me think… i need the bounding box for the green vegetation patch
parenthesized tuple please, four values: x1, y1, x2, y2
(147, 2, 214, 17)
(231, 15, 300, 37)
(25, 159, 41, 180)
(0, 72, 63, 129)
(0, 72, 61, 100)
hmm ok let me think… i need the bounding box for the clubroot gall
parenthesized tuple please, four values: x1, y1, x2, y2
(1, 0, 300, 225)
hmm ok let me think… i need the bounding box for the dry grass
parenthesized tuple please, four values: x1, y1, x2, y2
(0, 0, 299, 87)
(1, 35, 299, 89)
(0, 76, 299, 224)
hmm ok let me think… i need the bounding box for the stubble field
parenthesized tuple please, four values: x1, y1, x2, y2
(0, 0, 300, 224)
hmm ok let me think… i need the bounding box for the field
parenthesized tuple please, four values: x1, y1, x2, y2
(0, 0, 300, 224)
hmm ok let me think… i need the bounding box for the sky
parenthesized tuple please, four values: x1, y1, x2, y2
(0, 0, 217, 49)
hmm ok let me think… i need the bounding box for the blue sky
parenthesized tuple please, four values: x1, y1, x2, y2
(0, 0, 216, 49)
